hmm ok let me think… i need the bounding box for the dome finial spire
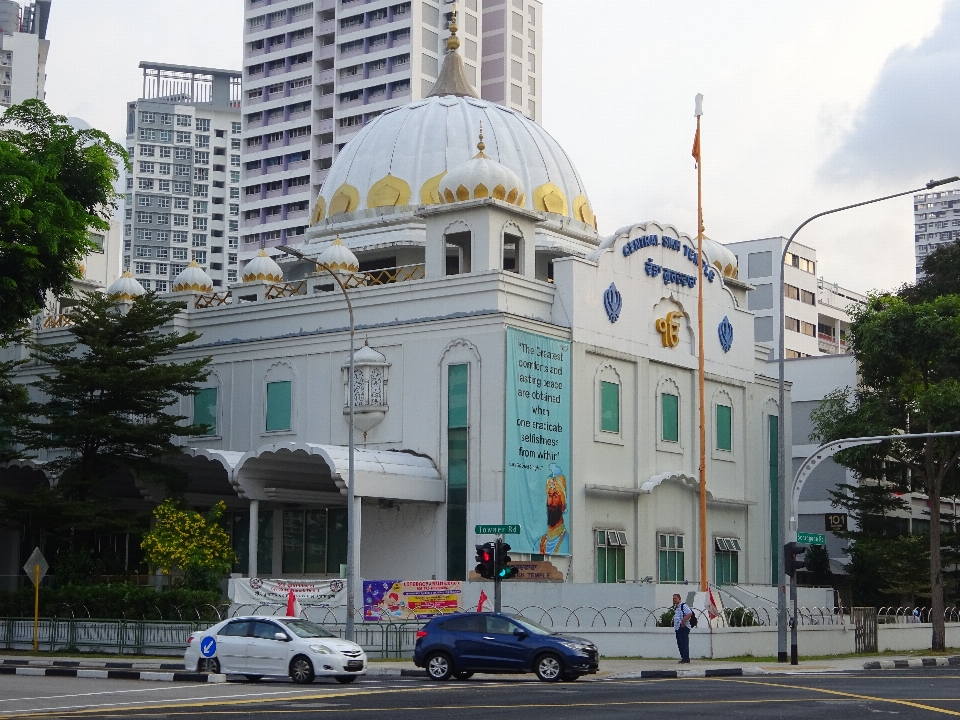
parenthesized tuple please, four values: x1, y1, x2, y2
(446, 2, 460, 51)
(476, 122, 487, 157)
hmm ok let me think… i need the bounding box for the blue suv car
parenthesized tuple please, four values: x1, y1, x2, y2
(413, 612, 599, 682)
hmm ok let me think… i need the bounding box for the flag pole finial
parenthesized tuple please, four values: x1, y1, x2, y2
(694, 93, 704, 117)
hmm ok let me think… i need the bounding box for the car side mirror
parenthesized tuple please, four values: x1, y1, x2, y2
(513, 628, 528, 638)
(274, 632, 290, 642)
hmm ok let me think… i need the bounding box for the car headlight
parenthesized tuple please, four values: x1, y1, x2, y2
(309, 644, 334, 654)
(559, 641, 593, 653)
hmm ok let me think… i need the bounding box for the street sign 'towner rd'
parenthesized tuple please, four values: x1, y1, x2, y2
(475, 524, 521, 535)
(797, 532, 826, 546)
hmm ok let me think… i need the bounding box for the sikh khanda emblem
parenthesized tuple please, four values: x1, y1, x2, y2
(656, 311, 682, 348)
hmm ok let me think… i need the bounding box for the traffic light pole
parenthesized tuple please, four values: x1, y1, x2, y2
(494, 536, 502, 612)
(790, 571, 798, 665)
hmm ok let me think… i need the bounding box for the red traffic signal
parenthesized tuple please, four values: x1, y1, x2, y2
(475, 542, 496, 579)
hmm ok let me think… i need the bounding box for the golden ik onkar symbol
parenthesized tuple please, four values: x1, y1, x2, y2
(656, 311, 682, 348)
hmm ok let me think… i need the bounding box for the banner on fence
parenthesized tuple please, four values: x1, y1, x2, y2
(363, 580, 462, 622)
(230, 578, 346, 609)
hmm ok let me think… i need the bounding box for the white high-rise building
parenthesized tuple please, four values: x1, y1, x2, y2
(123, 63, 243, 292)
(913, 187, 960, 279)
(0, 0, 50, 108)
(724, 237, 865, 359)
(239, 0, 542, 255)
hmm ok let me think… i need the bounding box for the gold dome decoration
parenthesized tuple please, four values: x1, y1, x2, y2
(317, 236, 360, 273)
(438, 124, 525, 207)
(106, 270, 147, 301)
(329, 183, 360, 216)
(311, 196, 326, 225)
(534, 182, 568, 216)
(241, 250, 284, 283)
(173, 260, 215, 292)
(420, 172, 447, 205)
(573, 194, 598, 229)
(367, 174, 412, 209)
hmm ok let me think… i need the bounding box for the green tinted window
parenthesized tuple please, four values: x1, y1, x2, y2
(662, 393, 679, 442)
(266, 381, 292, 432)
(193, 387, 218, 435)
(448, 364, 468, 429)
(716, 404, 732, 451)
(600, 381, 619, 433)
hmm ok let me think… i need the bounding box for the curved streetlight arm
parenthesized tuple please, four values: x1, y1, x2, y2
(774, 175, 959, 662)
(789, 431, 960, 531)
(280, 246, 358, 642)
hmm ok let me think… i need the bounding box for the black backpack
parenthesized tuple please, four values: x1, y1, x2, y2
(683, 603, 698, 628)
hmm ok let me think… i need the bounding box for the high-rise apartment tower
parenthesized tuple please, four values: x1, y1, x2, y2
(913, 187, 960, 279)
(240, 0, 542, 254)
(123, 63, 243, 292)
(0, 0, 50, 108)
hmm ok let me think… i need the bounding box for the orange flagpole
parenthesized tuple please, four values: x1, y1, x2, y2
(695, 95, 707, 592)
(33, 564, 39, 652)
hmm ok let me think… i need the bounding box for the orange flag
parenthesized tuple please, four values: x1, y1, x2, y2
(692, 125, 700, 168)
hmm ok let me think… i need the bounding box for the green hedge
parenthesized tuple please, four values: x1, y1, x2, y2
(0, 585, 223, 621)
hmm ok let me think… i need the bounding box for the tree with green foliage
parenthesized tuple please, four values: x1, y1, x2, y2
(0, 100, 127, 337)
(900, 241, 960, 305)
(21, 290, 212, 499)
(803, 544, 834, 588)
(811, 293, 960, 650)
(0, 357, 29, 462)
(141, 499, 235, 592)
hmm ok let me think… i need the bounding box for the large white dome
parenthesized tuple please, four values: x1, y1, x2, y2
(312, 95, 596, 229)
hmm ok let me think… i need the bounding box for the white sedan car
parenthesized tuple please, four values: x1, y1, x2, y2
(185, 616, 367, 684)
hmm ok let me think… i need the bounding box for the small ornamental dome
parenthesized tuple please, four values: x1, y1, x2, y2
(439, 125, 525, 206)
(241, 249, 283, 283)
(106, 271, 146, 300)
(172, 260, 214, 292)
(317, 237, 359, 273)
(702, 237, 739, 279)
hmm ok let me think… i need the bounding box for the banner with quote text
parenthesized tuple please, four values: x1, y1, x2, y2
(504, 327, 572, 556)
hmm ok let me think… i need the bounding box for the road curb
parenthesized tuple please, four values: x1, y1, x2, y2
(863, 656, 960, 670)
(0, 659, 184, 670)
(610, 667, 748, 679)
(0, 666, 225, 683)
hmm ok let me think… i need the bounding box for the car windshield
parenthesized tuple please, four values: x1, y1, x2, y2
(508, 615, 554, 636)
(282, 620, 337, 638)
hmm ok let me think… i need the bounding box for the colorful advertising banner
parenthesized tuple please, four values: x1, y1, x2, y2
(363, 580, 463, 622)
(504, 327, 572, 555)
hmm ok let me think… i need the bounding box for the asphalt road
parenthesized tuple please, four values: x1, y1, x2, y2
(4, 670, 960, 718)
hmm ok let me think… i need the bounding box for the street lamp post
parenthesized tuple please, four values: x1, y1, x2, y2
(775, 176, 959, 663)
(280, 245, 358, 642)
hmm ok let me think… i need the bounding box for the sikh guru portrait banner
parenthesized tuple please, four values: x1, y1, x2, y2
(504, 327, 571, 556)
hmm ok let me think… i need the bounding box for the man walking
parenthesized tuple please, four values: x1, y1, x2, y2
(673, 593, 693, 663)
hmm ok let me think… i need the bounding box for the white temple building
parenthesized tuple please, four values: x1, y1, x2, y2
(2, 19, 789, 595)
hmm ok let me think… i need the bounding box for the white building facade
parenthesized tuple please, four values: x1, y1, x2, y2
(5, 41, 789, 595)
(123, 63, 243, 293)
(0, 0, 49, 108)
(725, 237, 865, 359)
(914, 187, 960, 279)
(239, 0, 541, 255)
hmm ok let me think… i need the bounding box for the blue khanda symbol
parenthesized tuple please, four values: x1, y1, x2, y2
(718, 316, 734, 353)
(603, 282, 622, 323)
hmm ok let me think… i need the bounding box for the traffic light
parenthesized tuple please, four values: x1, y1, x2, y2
(475, 542, 496, 579)
(495, 540, 518, 580)
(784, 542, 808, 577)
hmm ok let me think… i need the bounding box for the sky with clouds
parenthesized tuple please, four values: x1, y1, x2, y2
(43, 0, 956, 293)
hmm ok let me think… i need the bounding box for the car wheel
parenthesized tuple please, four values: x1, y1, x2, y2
(335, 675, 357, 684)
(244, 675, 263, 682)
(453, 671, 474, 680)
(425, 652, 453, 681)
(534, 653, 563, 682)
(198, 657, 220, 674)
(289, 655, 315, 685)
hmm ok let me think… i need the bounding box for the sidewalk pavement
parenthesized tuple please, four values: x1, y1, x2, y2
(0, 653, 927, 679)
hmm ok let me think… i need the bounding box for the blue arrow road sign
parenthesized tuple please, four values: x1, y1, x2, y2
(200, 636, 217, 658)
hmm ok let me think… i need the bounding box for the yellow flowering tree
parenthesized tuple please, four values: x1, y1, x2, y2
(141, 500, 235, 591)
